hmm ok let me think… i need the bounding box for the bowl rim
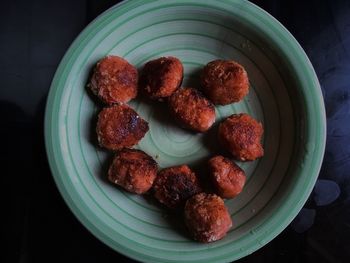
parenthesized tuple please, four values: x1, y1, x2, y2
(44, 0, 326, 262)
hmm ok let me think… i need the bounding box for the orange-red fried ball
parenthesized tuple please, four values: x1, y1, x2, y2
(200, 60, 249, 105)
(140, 56, 183, 100)
(90, 55, 138, 104)
(208, 155, 246, 199)
(96, 104, 149, 151)
(218, 113, 264, 161)
(108, 149, 158, 194)
(153, 165, 202, 209)
(168, 87, 216, 132)
(184, 193, 232, 243)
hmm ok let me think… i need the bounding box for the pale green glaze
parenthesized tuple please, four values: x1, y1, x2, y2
(44, 0, 326, 262)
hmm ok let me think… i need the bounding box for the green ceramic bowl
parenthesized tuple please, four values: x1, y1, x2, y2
(44, 0, 326, 262)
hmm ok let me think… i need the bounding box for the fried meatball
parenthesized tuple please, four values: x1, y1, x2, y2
(90, 55, 138, 104)
(218, 113, 264, 161)
(200, 60, 249, 105)
(108, 149, 158, 194)
(96, 104, 149, 151)
(184, 193, 232, 243)
(208, 155, 246, 199)
(140, 56, 183, 100)
(168, 88, 216, 132)
(153, 165, 202, 209)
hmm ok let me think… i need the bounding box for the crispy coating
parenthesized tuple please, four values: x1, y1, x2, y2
(208, 155, 246, 199)
(184, 193, 232, 243)
(90, 56, 138, 104)
(200, 60, 249, 105)
(96, 104, 149, 151)
(218, 113, 264, 161)
(108, 149, 158, 194)
(140, 56, 183, 100)
(168, 88, 216, 132)
(153, 165, 202, 209)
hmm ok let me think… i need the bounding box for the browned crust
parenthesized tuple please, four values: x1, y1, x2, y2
(208, 155, 246, 198)
(139, 56, 183, 100)
(96, 104, 149, 151)
(184, 193, 232, 243)
(108, 149, 158, 194)
(153, 165, 202, 209)
(168, 87, 216, 132)
(90, 55, 138, 104)
(200, 60, 249, 105)
(218, 113, 264, 161)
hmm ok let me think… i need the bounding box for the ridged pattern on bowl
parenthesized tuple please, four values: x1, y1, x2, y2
(44, 0, 326, 262)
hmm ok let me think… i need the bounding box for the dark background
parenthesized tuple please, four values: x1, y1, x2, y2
(1, 0, 350, 262)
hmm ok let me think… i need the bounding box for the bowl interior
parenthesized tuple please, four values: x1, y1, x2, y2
(46, 1, 325, 262)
